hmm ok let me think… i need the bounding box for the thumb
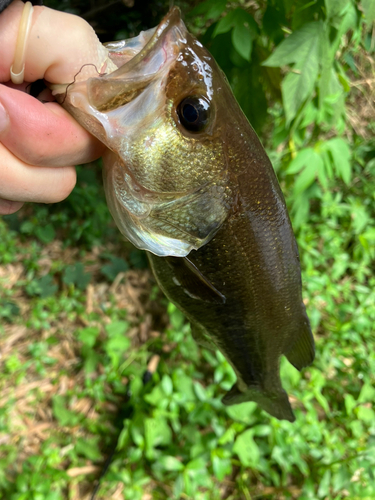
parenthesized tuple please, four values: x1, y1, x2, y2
(0, 1, 111, 84)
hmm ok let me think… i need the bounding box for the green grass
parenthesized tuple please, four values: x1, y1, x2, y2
(1, 1, 375, 498)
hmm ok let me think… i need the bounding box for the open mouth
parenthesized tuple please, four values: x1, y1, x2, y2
(86, 7, 185, 112)
(51, 7, 185, 109)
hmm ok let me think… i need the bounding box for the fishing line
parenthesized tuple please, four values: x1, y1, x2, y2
(60, 63, 106, 104)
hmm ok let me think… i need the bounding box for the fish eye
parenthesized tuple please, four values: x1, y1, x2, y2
(177, 96, 210, 132)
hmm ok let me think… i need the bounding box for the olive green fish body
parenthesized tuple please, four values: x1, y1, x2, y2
(148, 116, 313, 421)
(54, 8, 314, 421)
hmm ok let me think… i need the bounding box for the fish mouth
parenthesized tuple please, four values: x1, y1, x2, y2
(52, 7, 185, 113)
(52, 8, 225, 258)
(87, 7, 185, 112)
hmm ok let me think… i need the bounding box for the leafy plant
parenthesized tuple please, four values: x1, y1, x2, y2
(0, 0, 374, 499)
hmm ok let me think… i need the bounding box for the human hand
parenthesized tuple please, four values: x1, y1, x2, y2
(0, 1, 109, 215)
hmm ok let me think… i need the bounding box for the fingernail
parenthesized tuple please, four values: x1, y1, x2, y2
(0, 101, 10, 133)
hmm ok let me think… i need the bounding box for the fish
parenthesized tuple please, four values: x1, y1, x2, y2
(52, 7, 314, 421)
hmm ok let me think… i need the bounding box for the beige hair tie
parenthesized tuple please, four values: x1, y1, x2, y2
(10, 1, 34, 84)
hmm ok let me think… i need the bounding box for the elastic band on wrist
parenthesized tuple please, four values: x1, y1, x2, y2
(10, 2, 34, 84)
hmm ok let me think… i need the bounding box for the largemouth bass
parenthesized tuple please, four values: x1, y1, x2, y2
(53, 8, 314, 421)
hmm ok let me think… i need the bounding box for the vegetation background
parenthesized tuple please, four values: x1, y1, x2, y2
(0, 0, 374, 499)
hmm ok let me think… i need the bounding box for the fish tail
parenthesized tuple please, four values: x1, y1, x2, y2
(222, 384, 295, 422)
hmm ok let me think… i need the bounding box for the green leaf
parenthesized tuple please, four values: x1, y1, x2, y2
(232, 23, 253, 61)
(293, 165, 317, 195)
(168, 303, 185, 330)
(325, 0, 347, 19)
(77, 326, 100, 347)
(318, 470, 331, 498)
(262, 21, 323, 67)
(81, 346, 100, 373)
(185, 457, 207, 472)
(319, 67, 346, 126)
(188, 0, 227, 20)
(356, 405, 375, 423)
(26, 274, 58, 298)
(105, 335, 131, 368)
(263, 21, 323, 122)
(105, 335, 130, 354)
(193, 382, 208, 401)
(362, 0, 375, 25)
(101, 256, 128, 282)
(358, 383, 375, 403)
(145, 416, 172, 456)
(144, 385, 166, 407)
(35, 224, 55, 244)
(75, 437, 101, 461)
(105, 320, 129, 337)
(225, 401, 257, 423)
(300, 101, 318, 127)
(338, 2, 358, 36)
(281, 72, 303, 123)
(173, 371, 195, 401)
(104, 321, 130, 367)
(325, 137, 352, 184)
(52, 395, 80, 427)
(286, 148, 316, 174)
(344, 393, 356, 415)
(62, 263, 91, 290)
(252, 424, 271, 437)
(291, 187, 317, 228)
(158, 456, 184, 472)
(332, 466, 350, 492)
(213, 8, 257, 61)
(213, 10, 236, 35)
(213, 8, 258, 38)
(161, 374, 173, 396)
(0, 299, 20, 321)
(218, 425, 237, 445)
(212, 455, 231, 481)
(283, 59, 320, 123)
(233, 429, 260, 467)
(314, 389, 330, 414)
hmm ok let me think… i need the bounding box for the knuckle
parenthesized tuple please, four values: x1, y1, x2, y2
(47, 167, 77, 203)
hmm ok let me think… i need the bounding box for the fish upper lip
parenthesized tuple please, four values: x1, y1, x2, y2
(82, 7, 186, 112)
(110, 7, 183, 76)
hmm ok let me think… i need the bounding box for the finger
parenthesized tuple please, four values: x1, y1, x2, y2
(0, 2, 110, 84)
(0, 142, 76, 203)
(0, 84, 106, 166)
(0, 198, 24, 215)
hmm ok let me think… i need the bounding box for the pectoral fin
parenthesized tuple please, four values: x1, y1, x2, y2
(166, 257, 226, 304)
(284, 313, 315, 371)
(191, 323, 216, 350)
